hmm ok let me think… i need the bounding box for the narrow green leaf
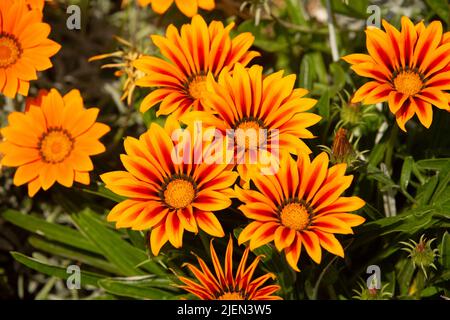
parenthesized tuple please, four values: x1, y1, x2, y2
(316, 89, 330, 120)
(2, 210, 100, 254)
(28, 237, 120, 274)
(72, 209, 165, 276)
(98, 278, 176, 300)
(81, 184, 125, 203)
(299, 54, 314, 91)
(400, 156, 414, 190)
(416, 158, 450, 171)
(11, 252, 103, 287)
(440, 232, 450, 269)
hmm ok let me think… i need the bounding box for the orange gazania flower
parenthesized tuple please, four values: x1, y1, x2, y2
(177, 237, 282, 300)
(236, 152, 366, 272)
(0, 0, 60, 98)
(343, 17, 450, 131)
(133, 15, 259, 119)
(181, 63, 321, 183)
(0, 88, 110, 197)
(137, 0, 214, 17)
(101, 118, 238, 255)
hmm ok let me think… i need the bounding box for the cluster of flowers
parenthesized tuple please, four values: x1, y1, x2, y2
(0, 0, 449, 300)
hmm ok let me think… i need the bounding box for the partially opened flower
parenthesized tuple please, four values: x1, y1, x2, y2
(101, 118, 238, 255)
(181, 63, 321, 183)
(89, 36, 144, 106)
(133, 15, 259, 119)
(236, 152, 365, 271)
(0, 0, 60, 98)
(177, 236, 282, 300)
(343, 17, 450, 131)
(137, 0, 215, 17)
(0, 88, 110, 197)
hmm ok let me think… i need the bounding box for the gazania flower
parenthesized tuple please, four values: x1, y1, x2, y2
(177, 237, 282, 300)
(0, 0, 60, 98)
(133, 15, 259, 119)
(181, 63, 321, 183)
(137, 0, 215, 17)
(236, 152, 365, 271)
(101, 118, 237, 255)
(0, 88, 110, 197)
(343, 17, 450, 131)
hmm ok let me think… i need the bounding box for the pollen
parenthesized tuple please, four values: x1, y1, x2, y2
(0, 33, 22, 68)
(217, 292, 244, 300)
(38, 129, 74, 164)
(235, 118, 266, 150)
(280, 202, 311, 231)
(393, 70, 423, 96)
(163, 179, 196, 209)
(188, 75, 208, 100)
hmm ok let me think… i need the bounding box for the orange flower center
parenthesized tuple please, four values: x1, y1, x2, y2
(235, 118, 266, 150)
(39, 129, 74, 164)
(393, 70, 423, 96)
(163, 178, 196, 209)
(0, 33, 22, 68)
(217, 292, 244, 300)
(188, 75, 208, 100)
(280, 202, 311, 231)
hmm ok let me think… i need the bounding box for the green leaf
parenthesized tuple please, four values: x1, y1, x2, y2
(28, 237, 120, 274)
(81, 184, 125, 203)
(316, 89, 330, 120)
(400, 156, 414, 190)
(2, 210, 100, 254)
(98, 278, 176, 300)
(329, 62, 346, 95)
(237, 21, 288, 53)
(285, 0, 308, 26)
(416, 175, 439, 206)
(299, 54, 314, 91)
(11, 252, 104, 287)
(440, 232, 450, 269)
(397, 259, 415, 296)
(331, 0, 369, 19)
(71, 209, 165, 276)
(416, 158, 450, 171)
(425, 0, 450, 22)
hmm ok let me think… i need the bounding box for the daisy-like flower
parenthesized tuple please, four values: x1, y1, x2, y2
(177, 237, 282, 300)
(0, 88, 110, 197)
(236, 152, 365, 271)
(133, 15, 259, 119)
(0, 0, 60, 98)
(101, 118, 238, 256)
(343, 17, 450, 131)
(137, 0, 215, 18)
(181, 63, 321, 183)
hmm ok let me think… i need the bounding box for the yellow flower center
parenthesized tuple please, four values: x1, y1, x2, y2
(188, 75, 208, 100)
(217, 292, 245, 300)
(235, 119, 266, 150)
(163, 179, 196, 209)
(280, 202, 311, 231)
(39, 129, 74, 164)
(393, 70, 423, 96)
(0, 34, 22, 68)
